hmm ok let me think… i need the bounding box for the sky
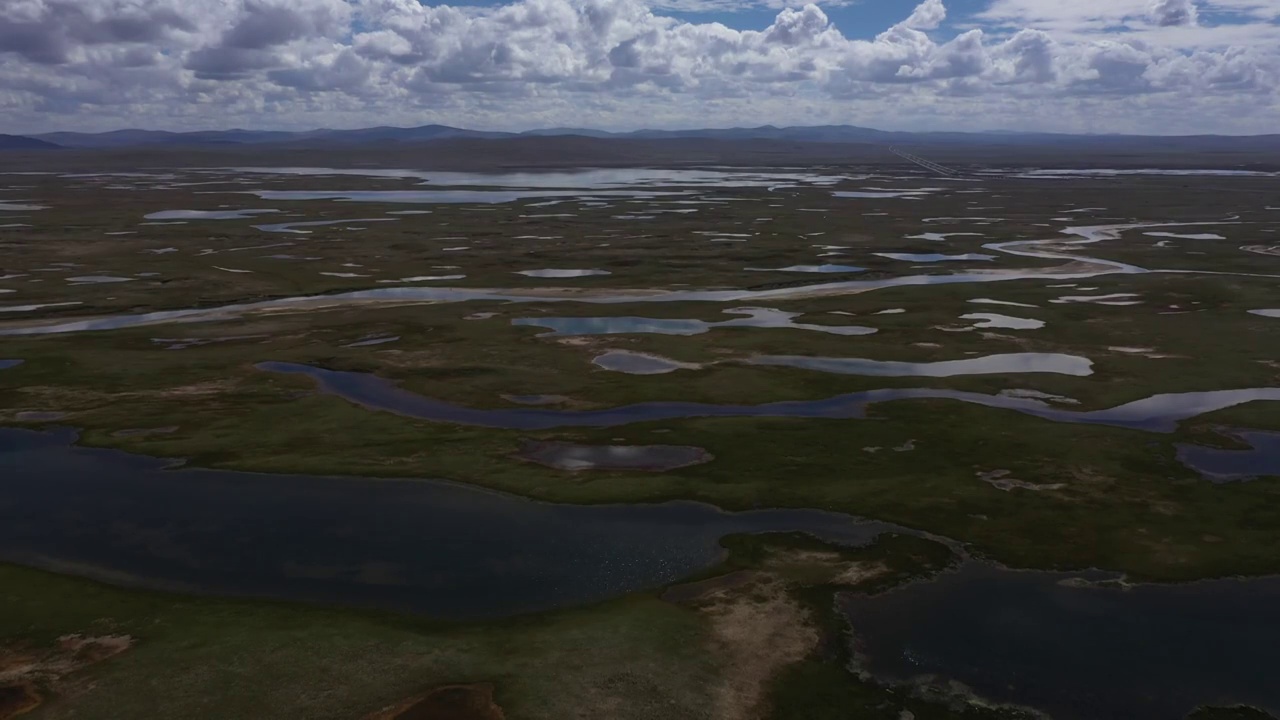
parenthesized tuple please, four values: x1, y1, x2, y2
(0, 0, 1277, 135)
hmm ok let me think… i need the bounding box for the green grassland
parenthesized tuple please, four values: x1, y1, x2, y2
(3, 532, 1022, 720)
(2, 164, 1279, 719)
(4, 268, 1280, 580)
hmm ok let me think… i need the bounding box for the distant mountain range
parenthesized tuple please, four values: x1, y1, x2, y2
(6, 124, 1280, 152)
(0, 133, 61, 150)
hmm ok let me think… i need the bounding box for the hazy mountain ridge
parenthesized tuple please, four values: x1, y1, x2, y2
(0, 133, 61, 150)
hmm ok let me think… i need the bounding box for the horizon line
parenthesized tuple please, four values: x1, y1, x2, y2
(13, 123, 1280, 140)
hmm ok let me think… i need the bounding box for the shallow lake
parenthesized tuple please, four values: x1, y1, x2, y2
(516, 268, 611, 278)
(246, 189, 688, 205)
(745, 264, 866, 273)
(66, 275, 133, 284)
(256, 362, 1280, 433)
(513, 308, 876, 337)
(592, 351, 695, 374)
(959, 312, 1046, 329)
(744, 352, 1088, 377)
(226, 166, 848, 189)
(1177, 430, 1280, 482)
(874, 253, 995, 262)
(144, 209, 279, 220)
(253, 217, 393, 233)
(345, 335, 400, 348)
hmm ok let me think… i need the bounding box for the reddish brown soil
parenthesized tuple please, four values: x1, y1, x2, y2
(0, 635, 133, 719)
(362, 684, 505, 720)
(0, 683, 41, 719)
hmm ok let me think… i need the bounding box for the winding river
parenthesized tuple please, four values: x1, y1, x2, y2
(257, 361, 1280, 433)
(0, 221, 1243, 337)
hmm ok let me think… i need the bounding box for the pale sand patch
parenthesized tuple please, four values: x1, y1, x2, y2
(703, 578, 818, 720)
(978, 469, 1066, 492)
(159, 380, 237, 397)
(684, 552, 887, 720)
(833, 562, 889, 586)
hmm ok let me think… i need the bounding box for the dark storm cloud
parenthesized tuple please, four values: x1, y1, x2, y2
(1148, 0, 1199, 26)
(0, 0, 194, 64)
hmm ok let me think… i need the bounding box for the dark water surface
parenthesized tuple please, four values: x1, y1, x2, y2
(841, 563, 1280, 720)
(0, 427, 887, 619)
(6, 424, 1280, 717)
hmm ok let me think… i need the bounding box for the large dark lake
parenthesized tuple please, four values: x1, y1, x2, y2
(5, 426, 1280, 718)
(0, 427, 886, 618)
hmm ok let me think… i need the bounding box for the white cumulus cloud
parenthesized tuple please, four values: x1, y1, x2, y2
(0, 0, 1275, 134)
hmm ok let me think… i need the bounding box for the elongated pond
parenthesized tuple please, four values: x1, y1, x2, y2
(744, 352, 1088, 377)
(515, 308, 875, 337)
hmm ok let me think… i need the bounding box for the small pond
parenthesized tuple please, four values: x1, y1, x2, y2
(516, 441, 711, 471)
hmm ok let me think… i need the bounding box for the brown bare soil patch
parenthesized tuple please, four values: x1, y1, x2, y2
(11, 380, 247, 421)
(0, 635, 133, 719)
(832, 562, 888, 586)
(57, 635, 132, 666)
(157, 380, 237, 398)
(0, 683, 40, 719)
(662, 543, 891, 719)
(374, 350, 448, 369)
(13, 386, 113, 407)
(665, 569, 820, 719)
(977, 469, 1066, 492)
(552, 336, 602, 348)
(361, 684, 504, 720)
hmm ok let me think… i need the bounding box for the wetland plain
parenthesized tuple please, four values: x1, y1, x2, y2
(2, 147, 1280, 720)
